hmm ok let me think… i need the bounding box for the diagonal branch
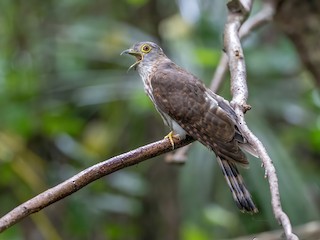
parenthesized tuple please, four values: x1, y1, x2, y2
(0, 136, 194, 232)
(224, 0, 298, 239)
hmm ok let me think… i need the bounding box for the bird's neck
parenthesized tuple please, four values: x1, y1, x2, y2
(137, 62, 153, 84)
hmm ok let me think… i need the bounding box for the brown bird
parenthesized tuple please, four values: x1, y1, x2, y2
(121, 41, 258, 213)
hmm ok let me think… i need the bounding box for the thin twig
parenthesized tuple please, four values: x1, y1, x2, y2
(0, 137, 194, 232)
(224, 0, 298, 239)
(239, 0, 276, 38)
(210, 54, 229, 92)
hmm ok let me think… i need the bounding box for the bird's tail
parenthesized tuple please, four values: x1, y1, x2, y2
(216, 156, 258, 213)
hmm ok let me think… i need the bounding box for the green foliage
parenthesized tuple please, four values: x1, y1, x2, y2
(0, 0, 319, 239)
(182, 224, 209, 240)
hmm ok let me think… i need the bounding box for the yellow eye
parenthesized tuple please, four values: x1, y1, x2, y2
(141, 44, 151, 53)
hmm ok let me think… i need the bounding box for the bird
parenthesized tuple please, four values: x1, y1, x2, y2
(121, 41, 258, 213)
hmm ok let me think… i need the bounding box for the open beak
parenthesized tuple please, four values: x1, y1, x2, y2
(121, 48, 143, 71)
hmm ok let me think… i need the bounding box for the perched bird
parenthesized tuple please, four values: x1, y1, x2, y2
(121, 41, 258, 213)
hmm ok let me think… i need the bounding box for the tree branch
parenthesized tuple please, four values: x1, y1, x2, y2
(224, 0, 298, 239)
(0, 137, 194, 232)
(225, 0, 252, 107)
(210, 0, 276, 92)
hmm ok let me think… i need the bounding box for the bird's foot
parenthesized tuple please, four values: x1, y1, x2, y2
(164, 131, 180, 150)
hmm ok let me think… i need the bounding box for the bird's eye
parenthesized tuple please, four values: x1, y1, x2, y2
(141, 44, 151, 53)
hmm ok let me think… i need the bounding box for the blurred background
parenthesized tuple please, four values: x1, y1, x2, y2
(0, 0, 319, 239)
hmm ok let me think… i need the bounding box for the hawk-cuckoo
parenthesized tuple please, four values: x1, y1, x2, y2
(121, 41, 258, 213)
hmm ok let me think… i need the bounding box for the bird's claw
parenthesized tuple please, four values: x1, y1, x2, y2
(164, 131, 179, 150)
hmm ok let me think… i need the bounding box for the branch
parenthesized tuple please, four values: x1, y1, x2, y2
(0, 137, 194, 232)
(225, 0, 251, 107)
(224, 0, 298, 240)
(210, 0, 277, 92)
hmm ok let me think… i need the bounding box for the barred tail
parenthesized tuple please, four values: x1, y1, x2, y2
(216, 156, 258, 213)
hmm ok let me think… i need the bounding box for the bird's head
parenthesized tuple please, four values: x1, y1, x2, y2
(121, 41, 165, 71)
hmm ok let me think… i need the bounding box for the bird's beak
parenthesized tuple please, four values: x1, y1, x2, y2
(121, 48, 143, 71)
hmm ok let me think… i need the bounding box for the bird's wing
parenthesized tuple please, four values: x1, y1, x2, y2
(150, 61, 248, 164)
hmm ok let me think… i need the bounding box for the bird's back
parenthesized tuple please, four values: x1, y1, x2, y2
(150, 61, 248, 165)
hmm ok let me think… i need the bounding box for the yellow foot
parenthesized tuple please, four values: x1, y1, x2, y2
(164, 131, 180, 150)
